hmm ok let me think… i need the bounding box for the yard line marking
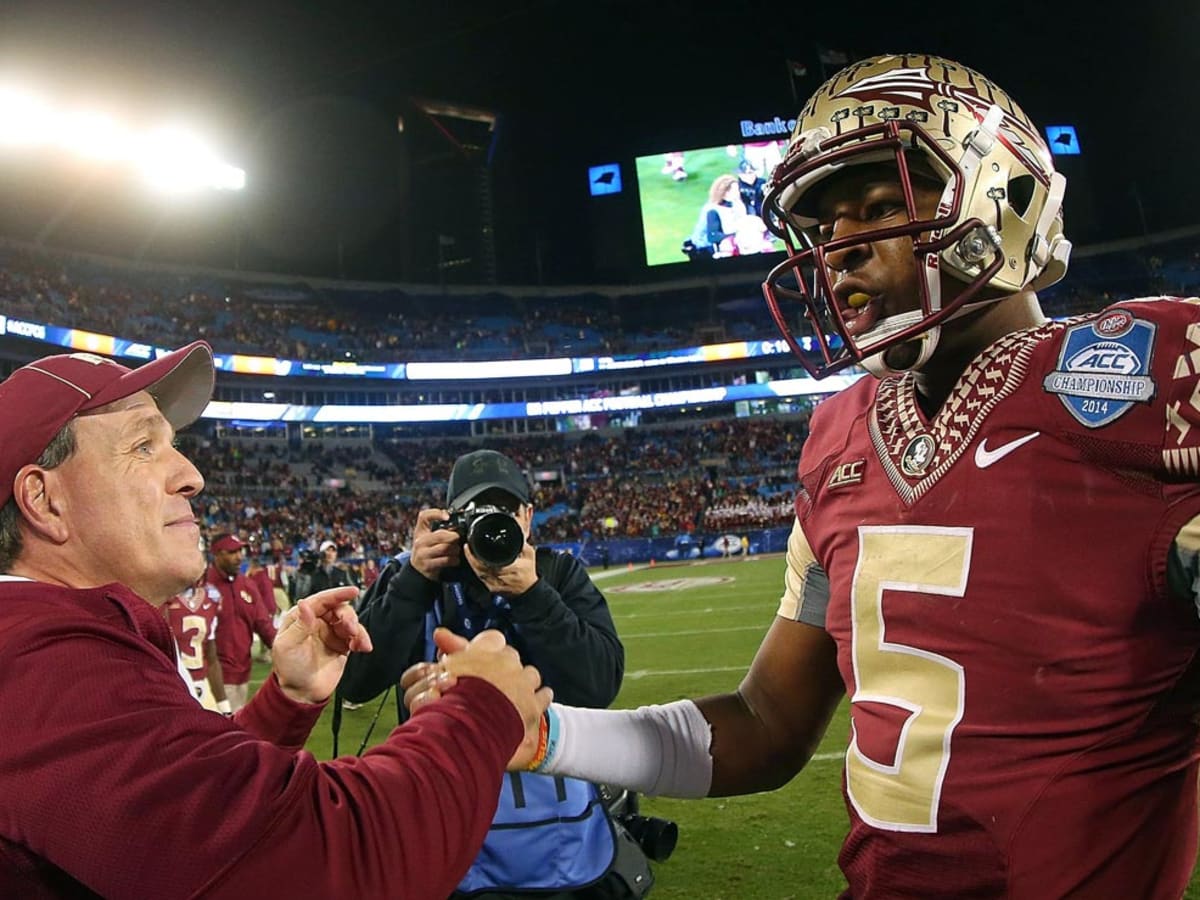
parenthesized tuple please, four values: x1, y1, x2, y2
(624, 665, 750, 679)
(617, 603, 770, 619)
(620, 624, 765, 639)
(810, 752, 844, 763)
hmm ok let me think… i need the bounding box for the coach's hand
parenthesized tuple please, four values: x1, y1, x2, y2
(402, 628, 551, 749)
(273, 586, 371, 704)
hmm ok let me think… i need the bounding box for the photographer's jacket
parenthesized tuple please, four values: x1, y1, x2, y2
(341, 548, 623, 710)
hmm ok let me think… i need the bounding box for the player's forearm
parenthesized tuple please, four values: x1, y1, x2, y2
(529, 689, 827, 799)
(533, 700, 714, 798)
(697, 692, 818, 796)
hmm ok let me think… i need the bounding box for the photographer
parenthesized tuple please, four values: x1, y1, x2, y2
(340, 449, 640, 899)
(289, 549, 318, 605)
(309, 539, 355, 593)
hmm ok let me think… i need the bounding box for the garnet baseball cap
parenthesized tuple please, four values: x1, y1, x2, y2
(447, 449, 530, 509)
(0, 341, 214, 507)
(210, 533, 247, 553)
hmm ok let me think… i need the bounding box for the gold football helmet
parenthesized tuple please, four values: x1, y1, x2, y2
(761, 53, 1072, 377)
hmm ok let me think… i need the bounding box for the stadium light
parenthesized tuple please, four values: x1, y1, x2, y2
(138, 126, 245, 193)
(0, 85, 245, 191)
(0, 88, 55, 146)
(58, 111, 132, 161)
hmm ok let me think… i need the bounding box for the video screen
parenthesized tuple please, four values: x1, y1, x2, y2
(635, 139, 788, 267)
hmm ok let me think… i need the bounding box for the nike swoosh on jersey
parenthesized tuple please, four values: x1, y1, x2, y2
(974, 431, 1041, 468)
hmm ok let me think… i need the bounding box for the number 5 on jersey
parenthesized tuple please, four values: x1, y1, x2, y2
(846, 526, 971, 833)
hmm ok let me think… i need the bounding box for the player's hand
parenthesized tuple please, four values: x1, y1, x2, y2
(465, 539, 537, 597)
(409, 507, 462, 581)
(402, 628, 552, 737)
(272, 586, 371, 705)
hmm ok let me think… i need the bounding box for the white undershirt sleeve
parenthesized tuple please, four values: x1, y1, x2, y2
(537, 699, 713, 798)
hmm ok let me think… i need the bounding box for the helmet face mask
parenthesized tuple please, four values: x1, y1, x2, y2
(761, 54, 1071, 379)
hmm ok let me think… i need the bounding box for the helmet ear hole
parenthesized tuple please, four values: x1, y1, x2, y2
(1007, 174, 1035, 218)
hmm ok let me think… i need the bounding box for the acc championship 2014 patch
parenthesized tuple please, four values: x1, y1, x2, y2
(1042, 309, 1156, 427)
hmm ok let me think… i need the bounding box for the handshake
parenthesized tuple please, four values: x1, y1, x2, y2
(400, 627, 551, 769)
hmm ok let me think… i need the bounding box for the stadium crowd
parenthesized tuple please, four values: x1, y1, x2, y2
(3, 235, 1195, 365)
(0, 245, 686, 362)
(182, 414, 808, 567)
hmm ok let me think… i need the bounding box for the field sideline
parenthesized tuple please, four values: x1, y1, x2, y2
(261, 556, 1200, 899)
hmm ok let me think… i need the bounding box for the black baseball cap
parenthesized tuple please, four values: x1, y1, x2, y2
(447, 449, 530, 509)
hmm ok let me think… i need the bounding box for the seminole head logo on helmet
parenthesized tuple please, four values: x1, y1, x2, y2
(761, 53, 1072, 379)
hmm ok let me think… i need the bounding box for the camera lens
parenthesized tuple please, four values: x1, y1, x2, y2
(622, 814, 678, 863)
(467, 511, 525, 568)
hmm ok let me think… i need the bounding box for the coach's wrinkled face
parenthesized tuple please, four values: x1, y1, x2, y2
(49, 391, 206, 604)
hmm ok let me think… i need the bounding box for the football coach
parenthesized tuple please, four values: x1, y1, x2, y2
(0, 342, 550, 899)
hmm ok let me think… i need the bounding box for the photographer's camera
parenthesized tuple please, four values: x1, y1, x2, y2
(620, 814, 678, 863)
(599, 785, 679, 864)
(432, 503, 525, 572)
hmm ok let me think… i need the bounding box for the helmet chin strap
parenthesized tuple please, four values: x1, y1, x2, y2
(859, 280, 1015, 376)
(856, 310, 942, 377)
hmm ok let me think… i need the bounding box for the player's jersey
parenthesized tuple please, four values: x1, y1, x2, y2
(791, 299, 1200, 898)
(162, 583, 220, 680)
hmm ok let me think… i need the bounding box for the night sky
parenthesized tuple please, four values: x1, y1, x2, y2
(0, 0, 1193, 287)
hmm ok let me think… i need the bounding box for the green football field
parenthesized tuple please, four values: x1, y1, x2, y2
(263, 556, 1200, 899)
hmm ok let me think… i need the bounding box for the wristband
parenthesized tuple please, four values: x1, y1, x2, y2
(217, 699, 233, 716)
(534, 705, 560, 771)
(525, 711, 550, 771)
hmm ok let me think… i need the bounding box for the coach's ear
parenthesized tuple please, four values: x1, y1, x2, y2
(12, 465, 69, 544)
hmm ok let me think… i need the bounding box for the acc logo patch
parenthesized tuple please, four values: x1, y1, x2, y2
(826, 458, 865, 491)
(1042, 313, 1156, 427)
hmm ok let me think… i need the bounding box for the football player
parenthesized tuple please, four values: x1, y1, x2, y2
(411, 54, 1200, 897)
(162, 572, 229, 712)
(208, 532, 276, 711)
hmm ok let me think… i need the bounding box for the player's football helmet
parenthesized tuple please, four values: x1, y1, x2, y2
(761, 53, 1072, 378)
